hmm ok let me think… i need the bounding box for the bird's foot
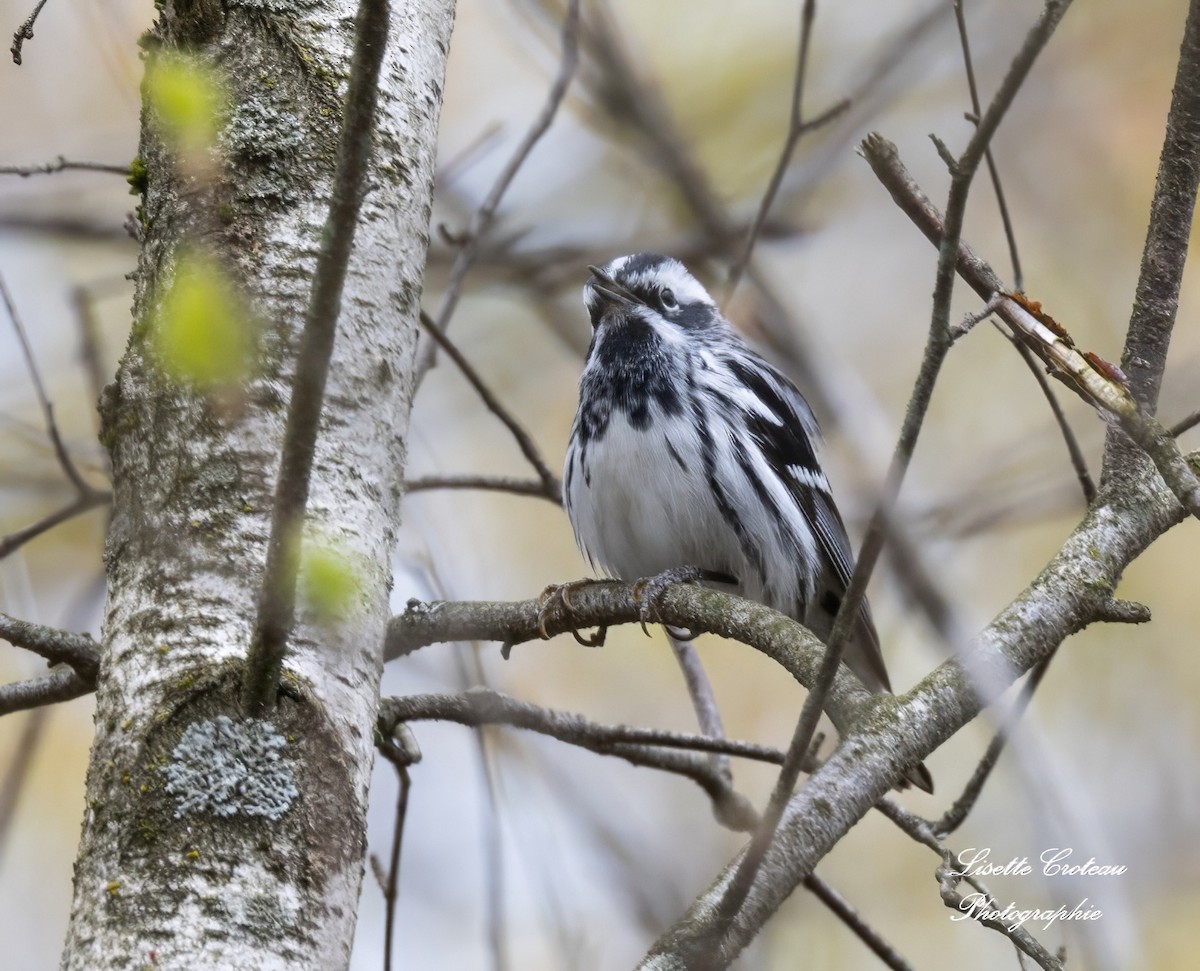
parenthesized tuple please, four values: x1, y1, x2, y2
(631, 566, 734, 634)
(536, 578, 607, 647)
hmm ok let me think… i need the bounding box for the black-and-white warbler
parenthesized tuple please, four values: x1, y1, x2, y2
(564, 253, 932, 793)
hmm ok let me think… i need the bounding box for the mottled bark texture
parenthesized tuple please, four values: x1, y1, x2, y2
(60, 1, 455, 967)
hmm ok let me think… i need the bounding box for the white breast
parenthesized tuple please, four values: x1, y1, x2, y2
(565, 409, 736, 585)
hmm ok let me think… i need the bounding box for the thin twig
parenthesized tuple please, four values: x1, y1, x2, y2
(243, 0, 391, 713)
(667, 631, 733, 797)
(405, 474, 561, 503)
(455, 646, 510, 971)
(872, 798, 1064, 971)
(720, 0, 1076, 922)
(935, 848, 1064, 970)
(934, 593, 1153, 835)
(0, 490, 111, 560)
(954, 0, 1024, 290)
(0, 668, 93, 716)
(380, 687, 767, 831)
(803, 873, 915, 971)
(9, 0, 51, 65)
(417, 311, 561, 498)
(0, 612, 100, 681)
(0, 156, 128, 177)
(954, 0, 1092, 504)
(0, 707, 47, 866)
(861, 135, 1200, 520)
(1170, 408, 1200, 437)
(726, 0, 848, 296)
(381, 763, 411, 971)
(1108, 0, 1200, 417)
(1005, 334, 1096, 503)
(416, 0, 581, 379)
(381, 688, 789, 767)
(2, 274, 98, 497)
(932, 654, 1054, 836)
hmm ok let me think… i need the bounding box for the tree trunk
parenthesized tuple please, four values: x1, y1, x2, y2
(59, 1, 455, 967)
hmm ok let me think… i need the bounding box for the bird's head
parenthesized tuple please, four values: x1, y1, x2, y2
(583, 253, 726, 344)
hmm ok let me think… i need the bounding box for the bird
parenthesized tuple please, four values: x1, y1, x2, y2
(562, 252, 932, 793)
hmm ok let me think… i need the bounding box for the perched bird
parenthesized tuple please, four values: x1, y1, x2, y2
(563, 252, 932, 793)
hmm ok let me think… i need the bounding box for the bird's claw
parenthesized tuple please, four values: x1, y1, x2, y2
(537, 579, 607, 646)
(630, 565, 713, 634)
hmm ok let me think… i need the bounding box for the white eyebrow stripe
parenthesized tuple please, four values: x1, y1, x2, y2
(620, 261, 712, 307)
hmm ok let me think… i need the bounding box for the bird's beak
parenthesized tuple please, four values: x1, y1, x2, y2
(587, 265, 639, 306)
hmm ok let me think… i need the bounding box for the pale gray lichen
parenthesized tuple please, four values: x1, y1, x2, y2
(163, 715, 298, 820)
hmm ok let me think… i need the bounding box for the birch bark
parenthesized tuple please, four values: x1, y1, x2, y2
(59, 1, 455, 967)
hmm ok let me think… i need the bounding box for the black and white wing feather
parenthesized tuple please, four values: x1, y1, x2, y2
(724, 351, 893, 694)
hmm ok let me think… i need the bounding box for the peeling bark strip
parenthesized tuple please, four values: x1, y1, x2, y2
(61, 2, 455, 968)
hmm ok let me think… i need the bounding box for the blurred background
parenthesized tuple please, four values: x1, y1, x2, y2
(2, 0, 1199, 968)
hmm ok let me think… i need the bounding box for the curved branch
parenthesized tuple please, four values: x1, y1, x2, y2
(387, 581, 877, 739)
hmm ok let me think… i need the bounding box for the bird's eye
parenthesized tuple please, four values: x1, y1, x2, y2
(658, 288, 678, 312)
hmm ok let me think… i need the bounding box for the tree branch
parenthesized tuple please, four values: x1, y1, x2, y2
(380, 687, 787, 831)
(0, 669, 93, 716)
(0, 490, 111, 561)
(405, 474, 562, 502)
(0, 612, 100, 682)
(2, 273, 101, 498)
(726, 0, 848, 295)
(416, 0, 581, 377)
(860, 134, 1200, 521)
(244, 0, 391, 713)
(1111, 0, 1200, 414)
(9, 0, 50, 65)
(0, 156, 128, 177)
(721, 0, 1077, 921)
(416, 311, 561, 499)
(387, 582, 878, 741)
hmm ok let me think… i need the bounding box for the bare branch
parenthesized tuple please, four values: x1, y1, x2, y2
(9, 0, 50, 65)
(1109, 0, 1200, 415)
(935, 848, 1065, 970)
(244, 0, 392, 713)
(953, 0, 1025, 289)
(1170, 408, 1200, 437)
(382, 687, 789, 768)
(374, 740, 415, 971)
(417, 311, 562, 499)
(2, 274, 100, 497)
(380, 687, 768, 831)
(0, 489, 111, 561)
(0, 612, 100, 681)
(387, 582, 879, 742)
(1005, 334, 1096, 504)
(0, 156, 128, 177)
(727, 0, 849, 295)
(667, 631, 733, 799)
(723, 3, 1077, 921)
(802, 873, 915, 971)
(0, 668, 93, 716)
(405, 474, 562, 502)
(0, 707, 48, 864)
(417, 0, 581, 376)
(860, 135, 1200, 521)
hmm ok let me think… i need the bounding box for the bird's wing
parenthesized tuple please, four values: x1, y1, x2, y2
(725, 352, 892, 694)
